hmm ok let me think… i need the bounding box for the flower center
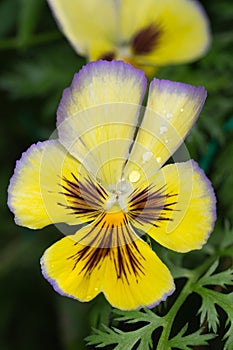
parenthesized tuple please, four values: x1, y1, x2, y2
(59, 173, 177, 232)
(105, 179, 132, 212)
(98, 23, 162, 64)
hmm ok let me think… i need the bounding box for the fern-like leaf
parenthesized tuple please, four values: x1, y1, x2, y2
(193, 259, 233, 348)
(86, 309, 163, 350)
(168, 324, 215, 349)
(86, 324, 154, 350)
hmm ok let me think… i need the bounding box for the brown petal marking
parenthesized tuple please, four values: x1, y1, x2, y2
(128, 184, 177, 227)
(132, 24, 162, 55)
(99, 52, 116, 61)
(57, 173, 108, 220)
(67, 213, 145, 283)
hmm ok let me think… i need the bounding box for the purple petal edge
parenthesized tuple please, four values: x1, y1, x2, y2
(40, 241, 175, 310)
(149, 78, 207, 139)
(56, 60, 147, 127)
(150, 78, 207, 101)
(7, 140, 58, 224)
(40, 254, 78, 300)
(190, 159, 217, 241)
(147, 283, 175, 310)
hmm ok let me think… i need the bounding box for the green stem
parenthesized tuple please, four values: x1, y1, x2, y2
(0, 31, 62, 50)
(157, 280, 192, 350)
(157, 254, 217, 349)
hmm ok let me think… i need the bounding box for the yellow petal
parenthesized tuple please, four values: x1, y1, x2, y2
(120, 0, 211, 66)
(103, 236, 175, 310)
(47, 0, 117, 59)
(57, 60, 146, 123)
(123, 78, 206, 182)
(41, 215, 174, 310)
(131, 161, 216, 252)
(8, 140, 103, 229)
(57, 60, 147, 187)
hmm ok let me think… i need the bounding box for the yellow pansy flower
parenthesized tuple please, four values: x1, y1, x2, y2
(47, 0, 211, 73)
(8, 60, 216, 310)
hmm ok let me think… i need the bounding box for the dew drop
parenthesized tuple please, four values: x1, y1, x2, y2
(156, 157, 162, 163)
(129, 170, 141, 183)
(116, 179, 131, 193)
(142, 151, 153, 163)
(180, 108, 184, 112)
(165, 139, 169, 144)
(166, 112, 173, 119)
(159, 126, 168, 135)
(94, 287, 99, 292)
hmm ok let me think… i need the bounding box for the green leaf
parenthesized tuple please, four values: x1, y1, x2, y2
(197, 259, 233, 288)
(224, 320, 233, 350)
(193, 259, 233, 341)
(114, 308, 160, 324)
(168, 324, 215, 349)
(86, 309, 163, 350)
(86, 324, 152, 350)
(197, 290, 220, 333)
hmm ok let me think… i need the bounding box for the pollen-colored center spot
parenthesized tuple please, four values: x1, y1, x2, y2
(103, 211, 126, 227)
(60, 172, 177, 237)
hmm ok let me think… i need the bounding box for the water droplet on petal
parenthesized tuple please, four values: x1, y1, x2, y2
(165, 139, 169, 144)
(166, 112, 173, 119)
(159, 126, 168, 135)
(156, 157, 162, 163)
(94, 287, 99, 292)
(129, 170, 141, 183)
(142, 151, 153, 163)
(116, 179, 131, 193)
(180, 108, 184, 112)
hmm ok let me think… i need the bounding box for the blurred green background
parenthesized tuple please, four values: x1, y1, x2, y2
(1, 0, 233, 349)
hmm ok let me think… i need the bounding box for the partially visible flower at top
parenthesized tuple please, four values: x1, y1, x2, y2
(47, 0, 211, 74)
(8, 60, 216, 310)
